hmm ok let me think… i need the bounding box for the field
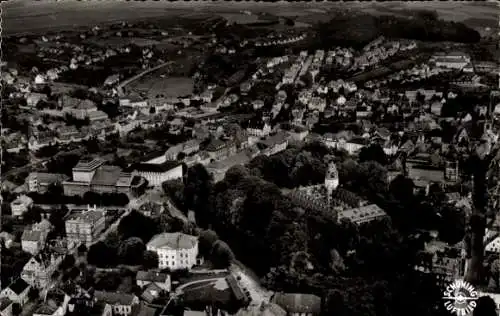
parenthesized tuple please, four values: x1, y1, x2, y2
(5, 1, 498, 36)
(128, 76, 194, 99)
(85, 36, 162, 48)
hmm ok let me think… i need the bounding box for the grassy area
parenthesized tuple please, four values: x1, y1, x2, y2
(129, 76, 194, 98)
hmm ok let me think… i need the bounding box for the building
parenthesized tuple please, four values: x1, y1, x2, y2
(94, 291, 139, 316)
(206, 139, 236, 161)
(338, 204, 388, 225)
(0, 297, 13, 316)
(257, 132, 289, 156)
(65, 205, 106, 247)
(146, 232, 199, 270)
(63, 159, 135, 196)
(0, 279, 30, 307)
(205, 150, 254, 182)
(165, 140, 201, 160)
(21, 220, 52, 255)
(21, 251, 64, 290)
(324, 161, 339, 195)
(27, 173, 69, 193)
(32, 288, 70, 316)
(247, 121, 271, 138)
(27, 93, 48, 107)
(10, 195, 34, 217)
(271, 293, 321, 316)
(127, 161, 183, 187)
(136, 270, 171, 292)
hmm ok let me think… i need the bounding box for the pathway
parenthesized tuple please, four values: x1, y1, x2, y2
(175, 277, 224, 295)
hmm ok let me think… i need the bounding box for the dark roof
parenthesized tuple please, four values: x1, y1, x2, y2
(0, 298, 12, 311)
(127, 161, 182, 173)
(272, 293, 321, 314)
(8, 278, 30, 295)
(94, 291, 137, 306)
(90, 166, 122, 186)
(206, 139, 226, 152)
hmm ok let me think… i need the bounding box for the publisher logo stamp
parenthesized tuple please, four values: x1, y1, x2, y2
(442, 280, 478, 316)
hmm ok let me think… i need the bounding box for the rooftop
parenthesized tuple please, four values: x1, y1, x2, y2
(147, 232, 198, 250)
(73, 159, 105, 172)
(94, 291, 136, 306)
(8, 278, 29, 295)
(28, 172, 69, 184)
(338, 204, 387, 225)
(90, 165, 122, 186)
(0, 298, 12, 311)
(66, 209, 104, 224)
(127, 161, 182, 173)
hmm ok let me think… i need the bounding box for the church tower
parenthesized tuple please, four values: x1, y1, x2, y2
(325, 161, 339, 204)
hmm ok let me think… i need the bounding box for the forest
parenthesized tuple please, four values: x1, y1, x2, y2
(161, 140, 479, 316)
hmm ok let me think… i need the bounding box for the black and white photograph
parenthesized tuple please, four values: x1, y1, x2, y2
(1, 1, 500, 316)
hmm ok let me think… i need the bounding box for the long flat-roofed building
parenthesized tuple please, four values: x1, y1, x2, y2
(63, 158, 136, 196)
(126, 161, 183, 187)
(338, 204, 388, 225)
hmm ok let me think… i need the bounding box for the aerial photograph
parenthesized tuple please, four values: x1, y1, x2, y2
(1, 1, 500, 316)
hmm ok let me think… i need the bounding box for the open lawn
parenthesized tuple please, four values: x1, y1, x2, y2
(128, 76, 194, 98)
(182, 278, 237, 310)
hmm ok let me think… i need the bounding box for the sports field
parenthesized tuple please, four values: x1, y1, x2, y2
(128, 76, 194, 99)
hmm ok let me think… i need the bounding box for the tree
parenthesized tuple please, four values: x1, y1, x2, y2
(28, 287, 39, 300)
(118, 237, 146, 265)
(184, 164, 213, 227)
(118, 210, 158, 242)
(474, 296, 497, 316)
(77, 243, 88, 255)
(199, 229, 219, 256)
(88, 241, 117, 267)
(23, 206, 42, 224)
(359, 144, 387, 165)
(211, 240, 235, 268)
(143, 250, 159, 269)
(389, 175, 414, 202)
(60, 255, 76, 271)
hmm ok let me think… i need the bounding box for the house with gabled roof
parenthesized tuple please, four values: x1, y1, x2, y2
(94, 291, 139, 316)
(0, 297, 13, 316)
(21, 250, 63, 290)
(136, 270, 171, 292)
(0, 278, 30, 306)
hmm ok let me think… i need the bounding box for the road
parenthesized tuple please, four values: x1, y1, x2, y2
(175, 277, 224, 295)
(92, 208, 132, 245)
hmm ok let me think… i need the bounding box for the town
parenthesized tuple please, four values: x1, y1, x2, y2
(1, 2, 500, 316)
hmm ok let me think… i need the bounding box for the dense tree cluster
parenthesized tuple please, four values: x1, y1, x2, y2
(316, 11, 480, 50)
(88, 210, 192, 268)
(170, 160, 447, 316)
(27, 187, 129, 207)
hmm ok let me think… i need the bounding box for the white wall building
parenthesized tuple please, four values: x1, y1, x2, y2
(129, 162, 183, 187)
(146, 232, 199, 271)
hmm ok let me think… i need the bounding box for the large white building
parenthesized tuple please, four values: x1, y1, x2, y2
(146, 232, 199, 270)
(127, 162, 183, 187)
